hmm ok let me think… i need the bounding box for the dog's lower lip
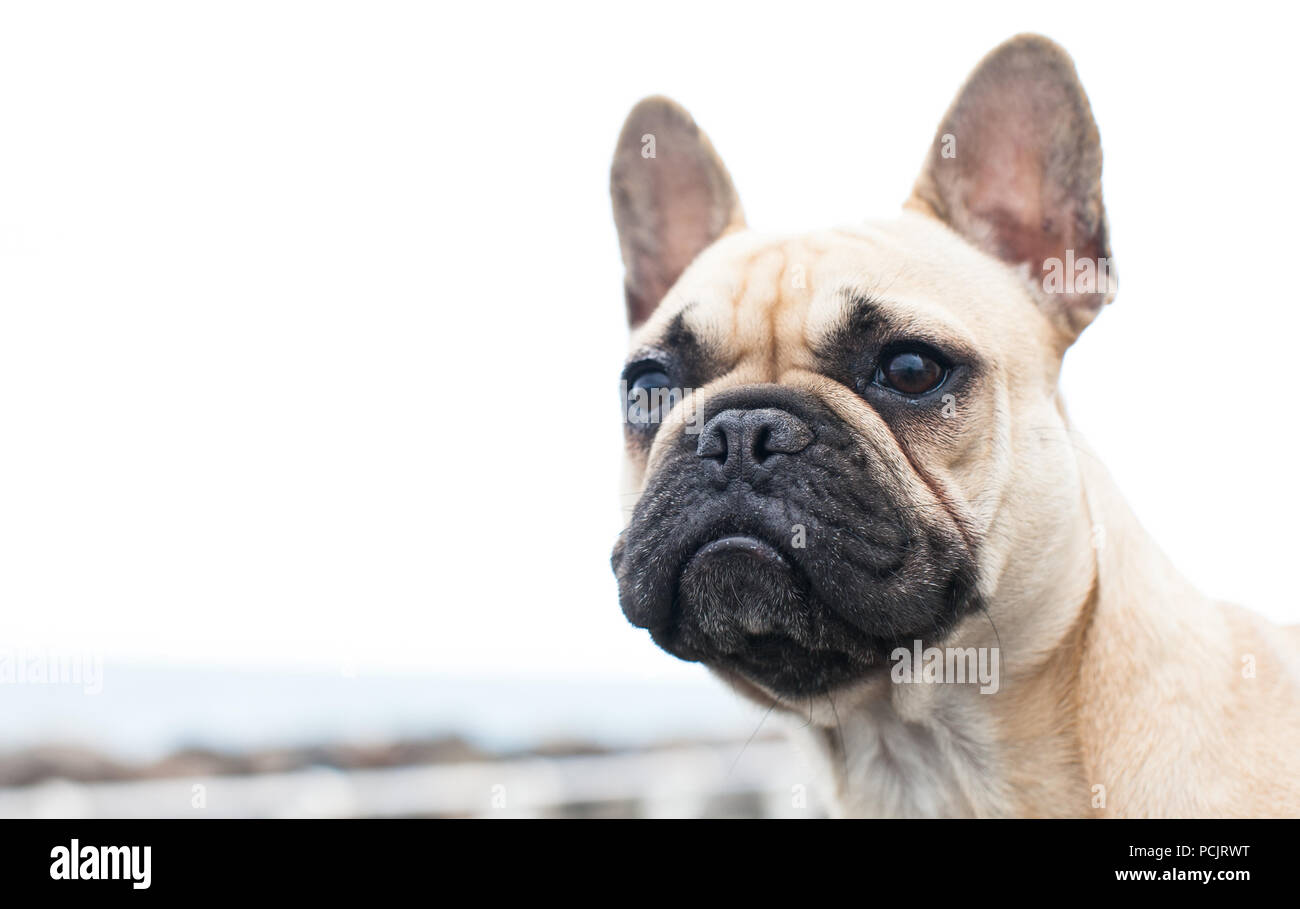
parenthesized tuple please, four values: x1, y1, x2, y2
(690, 534, 788, 568)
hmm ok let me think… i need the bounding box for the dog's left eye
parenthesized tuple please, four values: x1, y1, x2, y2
(875, 349, 947, 396)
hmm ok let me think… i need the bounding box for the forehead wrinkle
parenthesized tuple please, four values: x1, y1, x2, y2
(701, 241, 787, 381)
(660, 240, 769, 363)
(768, 252, 787, 379)
(766, 243, 823, 381)
(773, 242, 831, 375)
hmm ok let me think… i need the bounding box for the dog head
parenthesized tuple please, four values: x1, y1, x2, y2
(610, 35, 1115, 701)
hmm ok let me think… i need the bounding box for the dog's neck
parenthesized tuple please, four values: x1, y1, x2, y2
(788, 627, 1095, 817)
(787, 438, 1204, 818)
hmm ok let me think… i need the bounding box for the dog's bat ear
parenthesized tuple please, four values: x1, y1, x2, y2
(907, 34, 1116, 343)
(611, 97, 745, 328)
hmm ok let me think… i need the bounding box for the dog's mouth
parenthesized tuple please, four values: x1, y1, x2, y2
(642, 528, 878, 697)
(676, 532, 800, 641)
(689, 534, 788, 570)
(686, 535, 785, 579)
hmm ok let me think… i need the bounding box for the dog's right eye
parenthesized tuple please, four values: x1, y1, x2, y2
(623, 367, 678, 428)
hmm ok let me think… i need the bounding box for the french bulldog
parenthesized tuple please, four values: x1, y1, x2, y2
(608, 33, 1300, 817)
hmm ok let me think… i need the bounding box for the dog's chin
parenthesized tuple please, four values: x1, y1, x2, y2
(648, 534, 875, 698)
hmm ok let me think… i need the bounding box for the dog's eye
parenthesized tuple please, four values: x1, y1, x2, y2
(877, 350, 946, 395)
(624, 368, 678, 427)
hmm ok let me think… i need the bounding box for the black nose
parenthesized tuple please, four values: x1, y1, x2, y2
(696, 408, 813, 480)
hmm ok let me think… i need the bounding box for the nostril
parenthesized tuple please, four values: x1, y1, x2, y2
(696, 409, 742, 463)
(697, 429, 726, 461)
(744, 409, 813, 462)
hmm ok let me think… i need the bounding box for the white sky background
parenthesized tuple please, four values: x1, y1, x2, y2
(1, 2, 1297, 686)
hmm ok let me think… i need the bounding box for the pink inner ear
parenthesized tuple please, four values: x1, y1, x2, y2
(970, 143, 1053, 266)
(958, 86, 1082, 270)
(914, 35, 1112, 337)
(636, 149, 740, 322)
(652, 171, 727, 298)
(612, 97, 744, 327)
(627, 183, 727, 325)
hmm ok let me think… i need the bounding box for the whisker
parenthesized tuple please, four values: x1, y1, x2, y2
(825, 689, 849, 783)
(730, 700, 779, 775)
